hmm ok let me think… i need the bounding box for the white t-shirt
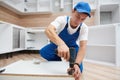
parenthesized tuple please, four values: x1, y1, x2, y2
(51, 16, 88, 44)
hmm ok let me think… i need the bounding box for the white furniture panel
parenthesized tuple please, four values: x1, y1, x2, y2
(0, 0, 25, 12)
(37, 0, 52, 13)
(12, 26, 25, 51)
(100, 4, 120, 25)
(0, 76, 73, 80)
(23, 0, 52, 13)
(99, 0, 120, 5)
(86, 46, 115, 64)
(25, 28, 48, 50)
(87, 24, 115, 45)
(0, 21, 25, 54)
(13, 27, 20, 49)
(116, 24, 120, 66)
(20, 29, 25, 49)
(86, 24, 120, 66)
(0, 0, 52, 14)
(1, 60, 74, 80)
(2, 60, 69, 76)
(0, 23, 12, 54)
(24, 0, 38, 12)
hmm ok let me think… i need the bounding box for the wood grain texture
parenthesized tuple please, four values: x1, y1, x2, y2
(0, 6, 20, 26)
(19, 12, 95, 27)
(0, 6, 95, 27)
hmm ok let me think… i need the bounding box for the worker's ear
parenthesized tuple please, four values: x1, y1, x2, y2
(72, 9, 75, 13)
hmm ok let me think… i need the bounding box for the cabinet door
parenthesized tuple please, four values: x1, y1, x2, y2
(24, 0, 38, 12)
(1, 0, 24, 12)
(0, 23, 12, 54)
(37, 0, 52, 13)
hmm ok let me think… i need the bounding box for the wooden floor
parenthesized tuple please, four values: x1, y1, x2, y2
(0, 51, 120, 80)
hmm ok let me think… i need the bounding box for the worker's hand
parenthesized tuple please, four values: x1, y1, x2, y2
(73, 64, 81, 80)
(67, 65, 81, 80)
(57, 44, 70, 61)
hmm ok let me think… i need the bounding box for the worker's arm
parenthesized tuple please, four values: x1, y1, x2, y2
(45, 24, 70, 60)
(75, 40, 87, 64)
(73, 40, 87, 79)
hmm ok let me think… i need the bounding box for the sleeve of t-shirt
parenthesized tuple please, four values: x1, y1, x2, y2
(79, 23, 88, 41)
(50, 16, 67, 33)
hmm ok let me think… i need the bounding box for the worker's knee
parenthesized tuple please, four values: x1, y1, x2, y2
(39, 49, 61, 61)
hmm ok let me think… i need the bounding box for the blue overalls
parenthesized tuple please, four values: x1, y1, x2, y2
(40, 16, 83, 72)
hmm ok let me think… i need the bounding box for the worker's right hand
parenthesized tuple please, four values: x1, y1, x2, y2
(57, 44, 70, 61)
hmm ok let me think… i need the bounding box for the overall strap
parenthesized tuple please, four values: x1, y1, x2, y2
(64, 16, 69, 28)
(66, 16, 69, 22)
(77, 23, 82, 32)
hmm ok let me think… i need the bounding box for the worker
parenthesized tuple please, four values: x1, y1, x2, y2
(39, 2, 91, 80)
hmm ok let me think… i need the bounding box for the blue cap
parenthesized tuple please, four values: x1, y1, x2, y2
(74, 2, 91, 17)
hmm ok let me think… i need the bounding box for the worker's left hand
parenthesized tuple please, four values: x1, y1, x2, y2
(73, 64, 81, 80)
(67, 64, 81, 80)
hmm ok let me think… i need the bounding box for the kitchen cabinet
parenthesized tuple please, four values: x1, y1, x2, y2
(0, 22, 12, 54)
(13, 27, 25, 51)
(0, 21, 25, 54)
(25, 27, 49, 50)
(0, 0, 53, 14)
(37, 0, 52, 13)
(99, 0, 120, 5)
(24, 0, 38, 12)
(85, 24, 120, 66)
(24, 0, 52, 13)
(100, 4, 120, 25)
(0, 21, 49, 54)
(0, 0, 25, 12)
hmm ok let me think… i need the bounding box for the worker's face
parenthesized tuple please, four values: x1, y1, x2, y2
(71, 10, 88, 27)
